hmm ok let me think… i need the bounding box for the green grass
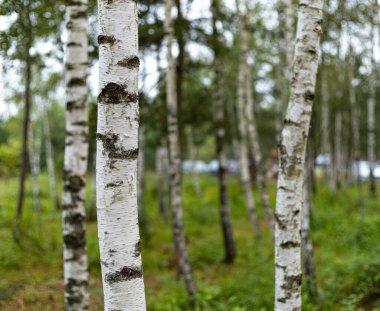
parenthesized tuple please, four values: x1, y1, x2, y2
(1, 173, 380, 310)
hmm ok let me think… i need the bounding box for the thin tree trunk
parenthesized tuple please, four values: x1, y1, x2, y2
(321, 67, 333, 187)
(334, 112, 343, 189)
(175, 0, 185, 136)
(43, 109, 60, 211)
(245, 68, 274, 231)
(156, 139, 169, 220)
(274, 1, 324, 309)
(28, 124, 41, 214)
(138, 124, 146, 224)
(96, 0, 147, 309)
(186, 126, 201, 196)
(243, 0, 274, 232)
(16, 0, 32, 218)
(88, 152, 96, 221)
(301, 149, 317, 298)
(211, 0, 237, 264)
(165, 0, 196, 301)
(368, 25, 376, 195)
(348, 51, 364, 209)
(62, 0, 89, 309)
(235, 0, 260, 234)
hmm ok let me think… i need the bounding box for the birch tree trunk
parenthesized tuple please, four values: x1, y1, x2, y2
(275, 1, 324, 309)
(96, 0, 146, 309)
(368, 25, 376, 195)
(165, 0, 196, 301)
(62, 0, 90, 309)
(235, 0, 260, 234)
(156, 140, 169, 220)
(334, 112, 343, 189)
(245, 67, 274, 232)
(28, 124, 41, 214)
(138, 124, 146, 224)
(320, 66, 333, 187)
(16, 0, 32, 218)
(348, 52, 364, 209)
(211, 0, 237, 263)
(243, 0, 274, 232)
(186, 126, 201, 196)
(301, 149, 317, 297)
(43, 109, 60, 211)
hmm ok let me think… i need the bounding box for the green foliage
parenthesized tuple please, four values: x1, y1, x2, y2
(1, 175, 380, 310)
(0, 138, 20, 176)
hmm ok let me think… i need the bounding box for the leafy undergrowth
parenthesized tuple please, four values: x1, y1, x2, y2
(1, 174, 380, 310)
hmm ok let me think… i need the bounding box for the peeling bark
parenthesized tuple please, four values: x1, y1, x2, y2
(275, 1, 324, 310)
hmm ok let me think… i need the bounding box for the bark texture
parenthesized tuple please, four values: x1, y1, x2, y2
(301, 151, 317, 297)
(348, 52, 363, 209)
(165, 0, 196, 301)
(62, 0, 90, 309)
(368, 25, 376, 195)
(235, 0, 260, 234)
(186, 126, 202, 196)
(96, 1, 147, 310)
(28, 125, 41, 214)
(43, 109, 60, 211)
(275, 1, 324, 310)
(16, 0, 32, 218)
(212, 0, 237, 263)
(156, 140, 169, 220)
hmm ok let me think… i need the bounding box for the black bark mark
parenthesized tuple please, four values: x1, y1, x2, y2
(98, 82, 138, 104)
(117, 56, 140, 69)
(105, 266, 142, 284)
(134, 241, 141, 257)
(97, 133, 139, 160)
(67, 77, 86, 87)
(97, 35, 116, 45)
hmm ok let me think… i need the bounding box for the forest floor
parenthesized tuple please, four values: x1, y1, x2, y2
(1, 174, 380, 310)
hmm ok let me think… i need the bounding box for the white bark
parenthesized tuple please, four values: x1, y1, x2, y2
(186, 126, 201, 196)
(301, 151, 317, 296)
(348, 52, 364, 208)
(245, 68, 275, 232)
(211, 0, 237, 263)
(165, 0, 196, 300)
(138, 124, 146, 223)
(368, 24, 377, 195)
(156, 139, 169, 220)
(43, 109, 60, 211)
(334, 112, 343, 188)
(62, 0, 89, 309)
(28, 124, 41, 214)
(96, 0, 146, 310)
(320, 67, 333, 188)
(275, 1, 324, 310)
(235, 0, 259, 233)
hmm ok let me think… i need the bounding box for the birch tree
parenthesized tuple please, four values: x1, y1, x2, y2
(211, 0, 237, 263)
(275, 1, 324, 309)
(165, 0, 196, 300)
(242, 0, 274, 231)
(96, 0, 147, 309)
(235, 0, 260, 234)
(368, 22, 376, 196)
(62, 0, 90, 309)
(16, 0, 32, 218)
(43, 109, 60, 210)
(28, 124, 41, 214)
